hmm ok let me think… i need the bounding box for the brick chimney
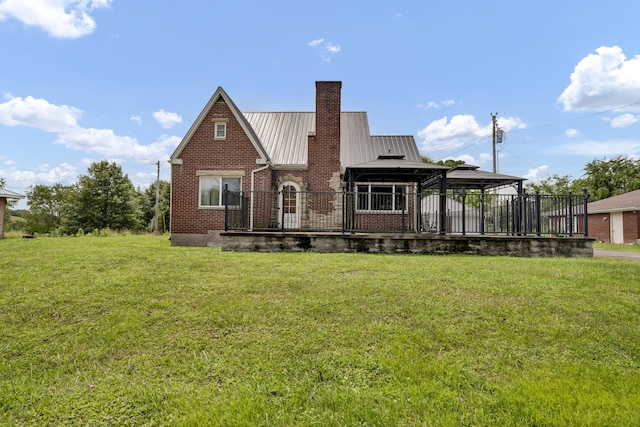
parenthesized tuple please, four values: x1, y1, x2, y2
(308, 81, 342, 193)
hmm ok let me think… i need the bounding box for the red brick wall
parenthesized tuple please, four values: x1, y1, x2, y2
(171, 99, 269, 234)
(587, 211, 640, 243)
(587, 213, 610, 243)
(623, 211, 640, 243)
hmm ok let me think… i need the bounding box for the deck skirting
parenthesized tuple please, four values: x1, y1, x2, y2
(220, 232, 594, 257)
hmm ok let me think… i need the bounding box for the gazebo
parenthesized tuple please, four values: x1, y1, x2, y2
(344, 153, 450, 233)
(0, 188, 25, 239)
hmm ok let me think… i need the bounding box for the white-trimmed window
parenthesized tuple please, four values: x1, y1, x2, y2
(214, 122, 227, 139)
(200, 176, 241, 207)
(356, 184, 407, 212)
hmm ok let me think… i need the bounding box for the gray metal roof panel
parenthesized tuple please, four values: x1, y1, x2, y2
(369, 136, 422, 163)
(243, 112, 314, 165)
(244, 112, 412, 168)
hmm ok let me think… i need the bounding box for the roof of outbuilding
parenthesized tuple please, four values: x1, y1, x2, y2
(0, 188, 25, 199)
(587, 189, 640, 213)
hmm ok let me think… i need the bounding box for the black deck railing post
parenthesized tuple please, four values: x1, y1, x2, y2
(568, 191, 574, 237)
(479, 192, 485, 235)
(535, 191, 541, 236)
(223, 184, 229, 232)
(341, 187, 346, 234)
(416, 192, 422, 233)
(240, 192, 246, 230)
(280, 188, 285, 232)
(461, 191, 466, 236)
(518, 193, 531, 236)
(583, 188, 589, 237)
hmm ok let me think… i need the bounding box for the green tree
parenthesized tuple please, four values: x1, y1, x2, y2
(525, 174, 582, 195)
(574, 156, 640, 201)
(24, 183, 76, 234)
(420, 156, 467, 168)
(138, 180, 171, 232)
(436, 159, 466, 168)
(74, 161, 141, 232)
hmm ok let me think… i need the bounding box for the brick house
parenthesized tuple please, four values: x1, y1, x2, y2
(169, 81, 447, 246)
(586, 189, 640, 244)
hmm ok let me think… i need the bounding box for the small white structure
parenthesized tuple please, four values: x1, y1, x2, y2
(0, 188, 25, 239)
(421, 194, 484, 234)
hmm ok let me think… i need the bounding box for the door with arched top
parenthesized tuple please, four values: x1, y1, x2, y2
(278, 182, 300, 229)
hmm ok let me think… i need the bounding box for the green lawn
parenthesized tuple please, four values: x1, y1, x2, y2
(1, 235, 639, 426)
(594, 241, 640, 252)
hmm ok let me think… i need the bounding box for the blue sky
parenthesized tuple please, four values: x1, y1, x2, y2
(2, 1, 640, 208)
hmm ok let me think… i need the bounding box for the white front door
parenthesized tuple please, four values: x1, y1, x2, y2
(278, 182, 300, 229)
(610, 212, 624, 244)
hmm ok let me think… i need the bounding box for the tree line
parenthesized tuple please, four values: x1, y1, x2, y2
(15, 161, 170, 235)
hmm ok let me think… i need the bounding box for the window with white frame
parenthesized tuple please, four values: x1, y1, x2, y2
(199, 176, 241, 207)
(214, 121, 227, 139)
(356, 184, 407, 212)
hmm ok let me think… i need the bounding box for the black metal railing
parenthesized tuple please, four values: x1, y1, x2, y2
(224, 188, 589, 237)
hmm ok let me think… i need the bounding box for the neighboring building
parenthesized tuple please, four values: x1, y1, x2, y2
(421, 194, 483, 233)
(0, 188, 25, 239)
(586, 189, 640, 244)
(169, 81, 445, 246)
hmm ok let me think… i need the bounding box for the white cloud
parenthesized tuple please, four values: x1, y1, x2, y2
(153, 109, 182, 129)
(479, 152, 492, 163)
(418, 100, 456, 109)
(524, 165, 549, 183)
(0, 155, 16, 166)
(605, 113, 637, 128)
(130, 115, 142, 125)
(0, 0, 112, 39)
(0, 95, 82, 132)
(558, 139, 640, 157)
(565, 128, 581, 138)
(0, 94, 180, 164)
(308, 38, 341, 63)
(1, 162, 78, 187)
(557, 46, 640, 112)
(417, 114, 525, 152)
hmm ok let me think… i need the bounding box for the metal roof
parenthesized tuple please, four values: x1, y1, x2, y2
(243, 112, 313, 165)
(243, 112, 420, 168)
(0, 188, 24, 199)
(345, 155, 449, 185)
(439, 164, 525, 190)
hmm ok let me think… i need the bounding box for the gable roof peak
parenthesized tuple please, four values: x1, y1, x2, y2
(169, 86, 271, 164)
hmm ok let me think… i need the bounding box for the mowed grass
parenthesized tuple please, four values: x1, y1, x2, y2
(1, 235, 639, 426)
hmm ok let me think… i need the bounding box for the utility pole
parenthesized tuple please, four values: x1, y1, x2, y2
(491, 113, 498, 173)
(152, 160, 160, 234)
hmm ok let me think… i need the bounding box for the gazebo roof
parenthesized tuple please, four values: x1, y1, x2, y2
(344, 153, 449, 185)
(437, 164, 525, 190)
(0, 188, 25, 199)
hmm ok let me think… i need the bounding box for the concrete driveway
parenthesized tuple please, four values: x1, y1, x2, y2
(593, 249, 640, 261)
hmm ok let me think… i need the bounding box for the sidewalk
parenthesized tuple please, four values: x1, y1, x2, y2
(593, 249, 640, 261)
